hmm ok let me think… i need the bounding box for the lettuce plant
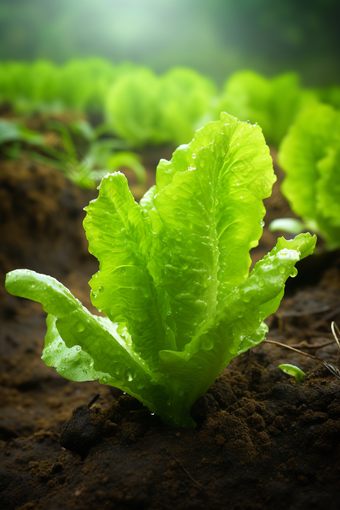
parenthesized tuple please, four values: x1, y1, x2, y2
(0, 58, 119, 115)
(0, 61, 31, 111)
(218, 70, 272, 138)
(218, 70, 317, 146)
(0, 60, 61, 113)
(105, 67, 217, 147)
(5, 113, 316, 427)
(275, 103, 340, 249)
(59, 58, 121, 114)
(158, 67, 217, 145)
(106, 68, 164, 147)
(24, 60, 61, 110)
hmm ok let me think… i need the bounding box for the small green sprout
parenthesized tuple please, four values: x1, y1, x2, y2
(269, 218, 309, 235)
(278, 364, 306, 384)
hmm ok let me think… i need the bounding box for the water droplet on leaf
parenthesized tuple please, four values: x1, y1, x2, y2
(125, 368, 133, 382)
(203, 338, 214, 350)
(75, 322, 85, 333)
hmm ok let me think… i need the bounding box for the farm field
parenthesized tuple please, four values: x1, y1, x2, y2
(1, 59, 340, 509)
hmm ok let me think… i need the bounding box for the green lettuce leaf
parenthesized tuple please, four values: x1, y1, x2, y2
(84, 172, 176, 369)
(279, 103, 340, 249)
(105, 66, 217, 147)
(5, 112, 316, 427)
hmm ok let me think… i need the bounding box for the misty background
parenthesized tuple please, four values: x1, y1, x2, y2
(0, 0, 339, 85)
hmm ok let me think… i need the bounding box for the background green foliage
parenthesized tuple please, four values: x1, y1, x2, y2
(278, 103, 340, 249)
(0, 59, 339, 150)
(217, 70, 318, 146)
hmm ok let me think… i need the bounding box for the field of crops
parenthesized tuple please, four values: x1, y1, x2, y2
(1, 57, 340, 510)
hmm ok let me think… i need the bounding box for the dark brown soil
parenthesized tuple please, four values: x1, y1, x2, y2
(1, 145, 340, 510)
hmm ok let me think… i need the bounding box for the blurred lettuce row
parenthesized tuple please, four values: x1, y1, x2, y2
(0, 58, 135, 115)
(1, 59, 340, 149)
(0, 59, 217, 147)
(106, 69, 340, 148)
(106, 67, 217, 146)
(271, 103, 340, 250)
(2, 58, 136, 115)
(217, 70, 320, 147)
(58, 58, 130, 113)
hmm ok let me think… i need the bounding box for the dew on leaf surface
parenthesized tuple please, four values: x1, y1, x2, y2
(125, 368, 134, 382)
(202, 338, 214, 350)
(75, 322, 85, 333)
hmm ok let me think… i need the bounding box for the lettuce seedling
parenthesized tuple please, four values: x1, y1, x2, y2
(45, 120, 146, 188)
(276, 103, 340, 249)
(5, 113, 316, 427)
(0, 118, 145, 190)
